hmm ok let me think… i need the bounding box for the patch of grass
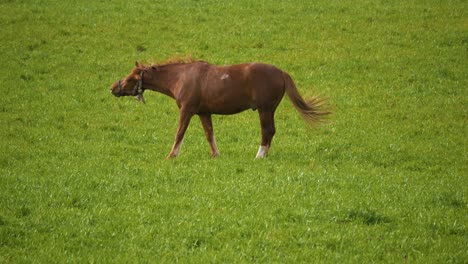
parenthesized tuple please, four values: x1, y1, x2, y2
(338, 208, 391, 226)
(1, 0, 467, 263)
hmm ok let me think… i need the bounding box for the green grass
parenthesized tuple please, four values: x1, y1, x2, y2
(1, 0, 467, 262)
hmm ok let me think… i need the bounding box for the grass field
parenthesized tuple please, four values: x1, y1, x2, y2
(1, 0, 467, 262)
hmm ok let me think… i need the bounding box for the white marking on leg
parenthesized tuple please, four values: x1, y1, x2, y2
(256, 145, 268, 159)
(172, 140, 184, 157)
(221, 73, 229, 80)
(211, 137, 220, 157)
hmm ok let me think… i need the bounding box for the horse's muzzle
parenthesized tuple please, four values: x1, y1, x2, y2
(110, 87, 119, 97)
(110, 81, 123, 97)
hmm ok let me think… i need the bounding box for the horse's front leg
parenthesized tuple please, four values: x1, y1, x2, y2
(167, 111, 194, 159)
(199, 114, 220, 158)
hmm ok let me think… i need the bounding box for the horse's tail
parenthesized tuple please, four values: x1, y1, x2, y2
(283, 72, 331, 125)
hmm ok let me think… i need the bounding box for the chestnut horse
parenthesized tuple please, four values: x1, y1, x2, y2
(110, 59, 329, 159)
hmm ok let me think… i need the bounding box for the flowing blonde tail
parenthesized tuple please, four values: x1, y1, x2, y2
(283, 72, 331, 125)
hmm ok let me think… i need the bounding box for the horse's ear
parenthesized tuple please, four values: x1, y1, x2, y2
(151, 65, 158, 71)
(135, 61, 140, 67)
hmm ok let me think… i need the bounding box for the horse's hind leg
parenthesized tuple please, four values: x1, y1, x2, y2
(199, 114, 220, 157)
(256, 111, 276, 158)
(167, 111, 193, 159)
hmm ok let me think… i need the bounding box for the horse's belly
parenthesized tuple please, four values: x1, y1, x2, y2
(200, 100, 252, 115)
(198, 88, 253, 114)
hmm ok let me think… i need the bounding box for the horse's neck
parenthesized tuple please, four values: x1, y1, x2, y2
(146, 64, 185, 99)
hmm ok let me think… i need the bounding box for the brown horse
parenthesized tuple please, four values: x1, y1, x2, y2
(110, 59, 330, 159)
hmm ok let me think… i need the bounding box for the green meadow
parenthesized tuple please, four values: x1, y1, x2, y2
(1, 0, 467, 262)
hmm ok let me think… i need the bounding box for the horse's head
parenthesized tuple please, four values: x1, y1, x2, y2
(110, 62, 146, 102)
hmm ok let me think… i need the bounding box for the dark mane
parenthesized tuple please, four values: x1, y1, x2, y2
(152, 56, 202, 67)
(159, 56, 196, 65)
(134, 56, 205, 73)
(131, 56, 209, 80)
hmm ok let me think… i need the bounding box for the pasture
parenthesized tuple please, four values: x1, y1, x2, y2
(1, 0, 466, 262)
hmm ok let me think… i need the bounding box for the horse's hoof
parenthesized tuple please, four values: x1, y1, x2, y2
(255, 145, 269, 158)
